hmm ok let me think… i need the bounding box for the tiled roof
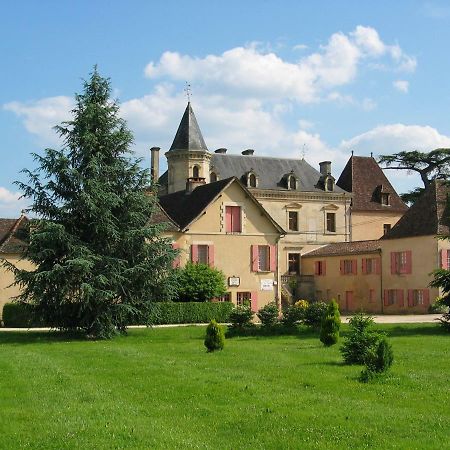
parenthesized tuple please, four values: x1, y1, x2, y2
(303, 240, 381, 257)
(336, 156, 407, 212)
(0, 216, 29, 254)
(382, 179, 450, 239)
(149, 202, 180, 232)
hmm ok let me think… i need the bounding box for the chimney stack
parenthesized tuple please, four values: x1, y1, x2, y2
(215, 148, 227, 154)
(150, 147, 160, 182)
(186, 177, 206, 194)
(242, 149, 255, 156)
(319, 161, 331, 176)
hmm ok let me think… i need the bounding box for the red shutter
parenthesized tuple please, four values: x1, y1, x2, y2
(172, 243, 180, 268)
(390, 252, 397, 274)
(251, 291, 258, 312)
(251, 245, 259, 272)
(352, 260, 357, 275)
(208, 245, 215, 267)
(232, 206, 242, 232)
(340, 260, 344, 275)
(423, 289, 430, 307)
(269, 245, 276, 272)
(362, 258, 366, 275)
(384, 290, 389, 306)
(405, 251, 412, 274)
(323, 261, 327, 276)
(191, 245, 198, 263)
(376, 258, 381, 275)
(397, 289, 404, 307)
(225, 206, 232, 233)
(407, 290, 413, 307)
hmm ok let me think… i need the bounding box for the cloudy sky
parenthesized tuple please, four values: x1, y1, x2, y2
(2, 0, 450, 216)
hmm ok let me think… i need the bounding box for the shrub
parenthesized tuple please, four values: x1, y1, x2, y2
(360, 337, 394, 382)
(428, 297, 448, 314)
(319, 300, 340, 346)
(229, 305, 254, 330)
(281, 300, 309, 326)
(257, 302, 279, 328)
(2, 303, 45, 328)
(304, 301, 328, 328)
(340, 313, 382, 365)
(204, 320, 225, 352)
(294, 299, 309, 309)
(175, 263, 227, 302)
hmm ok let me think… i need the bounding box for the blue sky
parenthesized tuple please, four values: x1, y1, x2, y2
(2, 0, 450, 216)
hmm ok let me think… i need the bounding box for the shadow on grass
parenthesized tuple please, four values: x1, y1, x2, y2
(380, 324, 448, 338)
(0, 330, 90, 345)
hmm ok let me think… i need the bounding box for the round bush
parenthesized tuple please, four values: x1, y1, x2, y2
(204, 320, 225, 352)
(319, 300, 340, 347)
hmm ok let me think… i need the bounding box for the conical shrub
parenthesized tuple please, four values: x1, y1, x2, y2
(204, 319, 225, 352)
(319, 299, 340, 347)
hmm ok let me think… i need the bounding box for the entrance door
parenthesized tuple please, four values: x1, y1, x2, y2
(345, 291, 353, 311)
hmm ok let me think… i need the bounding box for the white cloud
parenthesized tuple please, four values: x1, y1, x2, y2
(393, 80, 409, 93)
(0, 187, 27, 218)
(293, 44, 308, 51)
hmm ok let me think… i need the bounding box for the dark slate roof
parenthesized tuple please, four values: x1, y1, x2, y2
(382, 180, 450, 239)
(209, 154, 347, 193)
(169, 102, 208, 152)
(0, 216, 29, 254)
(336, 156, 408, 212)
(303, 240, 381, 257)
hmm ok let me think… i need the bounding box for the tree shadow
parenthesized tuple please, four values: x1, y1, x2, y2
(381, 324, 447, 338)
(0, 330, 89, 345)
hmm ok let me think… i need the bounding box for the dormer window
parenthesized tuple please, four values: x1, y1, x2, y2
(245, 170, 258, 188)
(326, 177, 334, 192)
(210, 171, 218, 182)
(381, 193, 390, 206)
(285, 171, 298, 190)
(192, 165, 200, 178)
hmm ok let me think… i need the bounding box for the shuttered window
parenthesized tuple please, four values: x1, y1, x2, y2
(225, 206, 242, 233)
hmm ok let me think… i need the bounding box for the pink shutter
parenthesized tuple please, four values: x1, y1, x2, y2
(352, 260, 357, 275)
(384, 290, 389, 306)
(397, 289, 404, 307)
(390, 252, 396, 274)
(340, 260, 344, 275)
(405, 251, 412, 274)
(208, 245, 215, 267)
(323, 261, 327, 276)
(376, 258, 381, 275)
(172, 243, 180, 268)
(407, 290, 413, 307)
(233, 206, 242, 232)
(362, 258, 366, 275)
(423, 289, 430, 307)
(225, 206, 232, 232)
(251, 245, 259, 272)
(269, 245, 276, 272)
(251, 291, 258, 312)
(191, 245, 198, 263)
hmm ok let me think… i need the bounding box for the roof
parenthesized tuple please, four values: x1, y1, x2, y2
(149, 202, 179, 232)
(169, 102, 208, 152)
(0, 216, 28, 254)
(336, 155, 407, 212)
(303, 240, 381, 257)
(157, 177, 284, 233)
(382, 179, 450, 239)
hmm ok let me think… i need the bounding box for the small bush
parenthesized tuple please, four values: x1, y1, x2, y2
(319, 300, 340, 346)
(428, 297, 448, 314)
(229, 305, 254, 330)
(257, 302, 279, 328)
(2, 303, 45, 328)
(204, 320, 225, 352)
(340, 313, 382, 365)
(360, 337, 394, 382)
(304, 301, 328, 328)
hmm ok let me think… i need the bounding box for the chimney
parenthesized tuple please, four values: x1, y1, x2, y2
(186, 177, 206, 193)
(319, 161, 331, 176)
(150, 147, 160, 181)
(215, 148, 227, 154)
(242, 149, 254, 155)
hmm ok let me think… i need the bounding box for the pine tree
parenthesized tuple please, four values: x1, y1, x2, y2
(319, 299, 341, 346)
(204, 320, 225, 352)
(7, 68, 177, 338)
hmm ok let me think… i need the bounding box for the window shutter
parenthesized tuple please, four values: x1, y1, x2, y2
(172, 243, 180, 268)
(340, 260, 344, 275)
(232, 206, 242, 232)
(440, 250, 447, 269)
(250, 291, 258, 312)
(390, 252, 396, 274)
(191, 245, 198, 263)
(405, 251, 412, 274)
(225, 207, 232, 232)
(383, 290, 389, 306)
(269, 245, 276, 272)
(323, 261, 326, 276)
(397, 289, 404, 307)
(208, 245, 215, 267)
(251, 245, 259, 272)
(376, 258, 381, 275)
(423, 289, 430, 307)
(407, 290, 413, 307)
(362, 258, 366, 275)
(352, 260, 357, 275)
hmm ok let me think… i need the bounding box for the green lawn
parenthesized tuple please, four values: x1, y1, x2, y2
(0, 324, 449, 449)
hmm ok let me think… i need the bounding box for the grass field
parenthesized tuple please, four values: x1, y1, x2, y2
(0, 324, 449, 449)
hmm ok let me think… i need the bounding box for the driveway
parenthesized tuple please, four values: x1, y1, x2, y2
(341, 314, 442, 324)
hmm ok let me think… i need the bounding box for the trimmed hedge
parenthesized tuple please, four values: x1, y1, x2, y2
(2, 301, 234, 327)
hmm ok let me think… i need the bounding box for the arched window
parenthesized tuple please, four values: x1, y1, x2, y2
(326, 178, 334, 192)
(249, 173, 257, 188)
(193, 165, 200, 178)
(210, 172, 217, 182)
(289, 176, 297, 190)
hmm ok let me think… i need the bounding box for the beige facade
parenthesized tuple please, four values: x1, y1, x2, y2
(350, 211, 404, 241)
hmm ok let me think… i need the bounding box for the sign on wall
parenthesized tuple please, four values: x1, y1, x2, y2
(228, 277, 240, 287)
(260, 279, 274, 291)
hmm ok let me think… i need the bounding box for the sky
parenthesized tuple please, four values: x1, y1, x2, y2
(2, 0, 450, 217)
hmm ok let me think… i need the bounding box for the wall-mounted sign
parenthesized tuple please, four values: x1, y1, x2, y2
(260, 279, 274, 291)
(228, 276, 240, 287)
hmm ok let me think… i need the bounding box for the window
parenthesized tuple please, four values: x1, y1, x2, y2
(362, 257, 379, 275)
(210, 172, 217, 182)
(258, 245, 270, 271)
(197, 245, 208, 264)
(326, 213, 336, 232)
(289, 176, 297, 190)
(288, 211, 298, 231)
(326, 178, 334, 192)
(192, 165, 200, 178)
(216, 292, 231, 302)
(225, 206, 242, 233)
(237, 292, 251, 307)
(408, 289, 430, 307)
(249, 173, 257, 187)
(384, 289, 404, 307)
(314, 260, 326, 276)
(383, 224, 391, 235)
(391, 251, 412, 274)
(381, 193, 390, 205)
(288, 253, 300, 274)
(251, 245, 276, 272)
(191, 244, 214, 267)
(340, 259, 357, 275)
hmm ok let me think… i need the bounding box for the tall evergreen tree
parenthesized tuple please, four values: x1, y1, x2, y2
(6, 68, 177, 338)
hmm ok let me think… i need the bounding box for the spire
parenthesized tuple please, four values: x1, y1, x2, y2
(169, 102, 208, 152)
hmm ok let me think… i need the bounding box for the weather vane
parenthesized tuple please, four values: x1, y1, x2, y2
(184, 81, 192, 102)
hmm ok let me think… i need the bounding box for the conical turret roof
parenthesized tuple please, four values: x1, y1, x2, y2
(169, 102, 208, 152)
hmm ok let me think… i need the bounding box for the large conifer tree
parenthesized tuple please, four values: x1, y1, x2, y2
(9, 68, 176, 338)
